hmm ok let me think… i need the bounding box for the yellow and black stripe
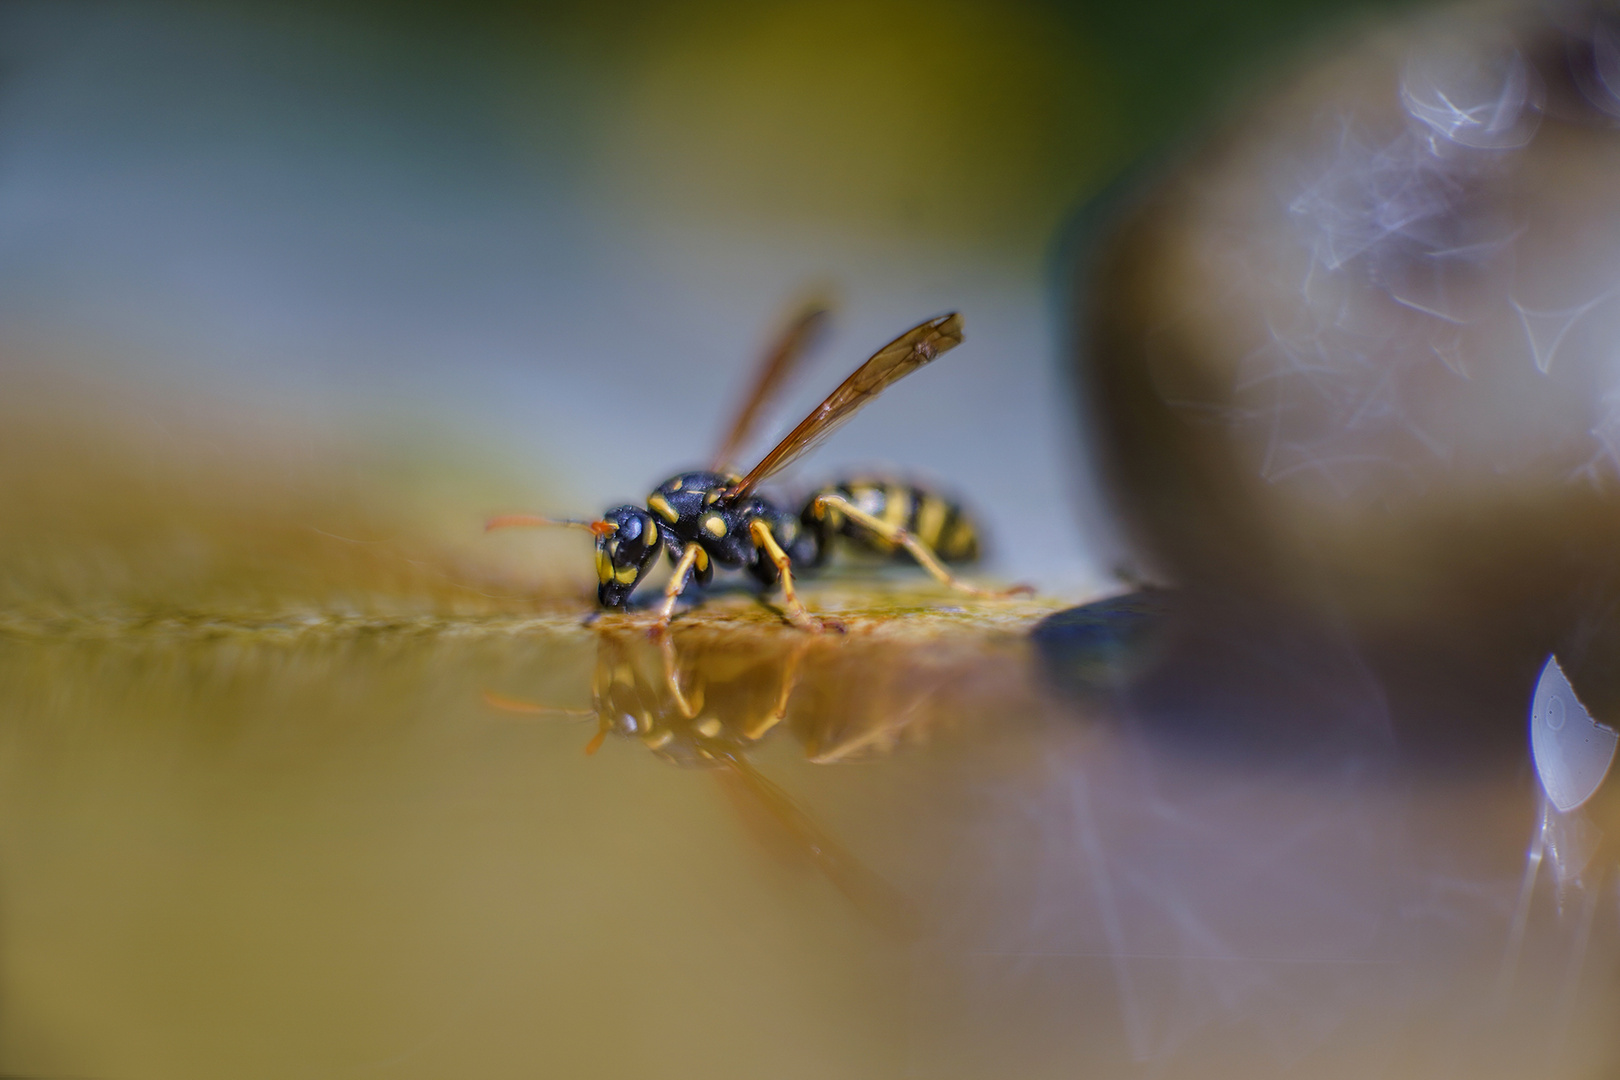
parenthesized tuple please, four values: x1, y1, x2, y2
(802, 477, 980, 566)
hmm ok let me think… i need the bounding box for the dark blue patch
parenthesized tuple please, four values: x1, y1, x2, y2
(1031, 589, 1179, 694)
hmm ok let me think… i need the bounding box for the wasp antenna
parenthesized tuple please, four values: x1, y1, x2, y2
(481, 689, 595, 717)
(484, 514, 614, 535)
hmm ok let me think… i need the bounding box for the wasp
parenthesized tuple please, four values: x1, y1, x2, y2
(490, 306, 1028, 629)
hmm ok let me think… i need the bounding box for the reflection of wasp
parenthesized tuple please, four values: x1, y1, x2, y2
(485, 627, 920, 934)
(490, 305, 1029, 629)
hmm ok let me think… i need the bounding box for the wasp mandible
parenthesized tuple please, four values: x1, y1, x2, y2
(490, 307, 1028, 629)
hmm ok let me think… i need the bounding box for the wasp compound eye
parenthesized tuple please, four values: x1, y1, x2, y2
(596, 506, 662, 608)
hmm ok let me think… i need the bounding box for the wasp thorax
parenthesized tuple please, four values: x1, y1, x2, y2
(595, 505, 662, 608)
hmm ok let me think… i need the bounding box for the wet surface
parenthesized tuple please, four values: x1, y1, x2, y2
(0, 587, 1616, 1079)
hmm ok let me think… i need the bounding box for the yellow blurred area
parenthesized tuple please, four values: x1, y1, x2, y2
(590, 0, 1115, 253)
(0, 366, 585, 624)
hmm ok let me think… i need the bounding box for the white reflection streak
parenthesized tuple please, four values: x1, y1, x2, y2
(1342, 354, 1406, 431)
(1120, 865, 1262, 1014)
(1292, 126, 1464, 274)
(1260, 96, 1553, 497)
(1582, 391, 1620, 483)
(1493, 800, 1547, 1003)
(1430, 331, 1469, 379)
(1069, 767, 1150, 1060)
(1417, 87, 1501, 143)
(1510, 286, 1620, 375)
(1387, 291, 1468, 325)
(1546, 864, 1604, 1064)
(1425, 229, 1525, 261)
(1348, 354, 1450, 460)
(1233, 332, 1341, 392)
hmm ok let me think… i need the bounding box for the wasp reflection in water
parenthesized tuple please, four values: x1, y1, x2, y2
(485, 625, 1034, 933)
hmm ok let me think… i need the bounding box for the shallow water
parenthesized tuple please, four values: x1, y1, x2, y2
(0, 590, 1614, 1079)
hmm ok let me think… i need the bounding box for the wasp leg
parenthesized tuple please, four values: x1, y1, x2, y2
(811, 494, 1034, 599)
(657, 630, 700, 719)
(653, 543, 703, 631)
(749, 519, 841, 632)
(743, 635, 813, 740)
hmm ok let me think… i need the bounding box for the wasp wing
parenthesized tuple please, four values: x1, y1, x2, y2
(711, 301, 833, 472)
(726, 312, 963, 499)
(713, 752, 917, 937)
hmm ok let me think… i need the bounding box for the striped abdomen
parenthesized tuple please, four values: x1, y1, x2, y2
(800, 478, 981, 566)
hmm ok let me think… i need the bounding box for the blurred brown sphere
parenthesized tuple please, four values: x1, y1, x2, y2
(1078, 2, 1620, 731)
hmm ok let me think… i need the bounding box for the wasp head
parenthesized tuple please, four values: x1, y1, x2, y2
(594, 505, 663, 608)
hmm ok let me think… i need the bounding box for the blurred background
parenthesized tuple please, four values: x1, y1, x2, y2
(0, 0, 1414, 595)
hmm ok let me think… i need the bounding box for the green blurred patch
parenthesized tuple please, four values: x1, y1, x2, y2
(244, 0, 1423, 259)
(596, 0, 1115, 255)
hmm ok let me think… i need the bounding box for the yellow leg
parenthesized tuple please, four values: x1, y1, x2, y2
(658, 630, 699, 719)
(749, 519, 839, 631)
(812, 494, 1033, 599)
(654, 544, 702, 630)
(743, 636, 812, 740)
